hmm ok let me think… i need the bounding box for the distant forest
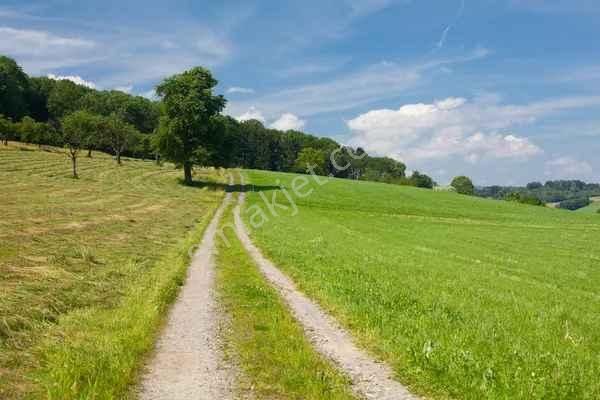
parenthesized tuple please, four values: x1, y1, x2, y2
(476, 180, 600, 210)
(0, 55, 436, 188)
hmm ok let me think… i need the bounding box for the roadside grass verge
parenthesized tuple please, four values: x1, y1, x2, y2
(216, 196, 356, 400)
(242, 169, 600, 400)
(0, 142, 224, 399)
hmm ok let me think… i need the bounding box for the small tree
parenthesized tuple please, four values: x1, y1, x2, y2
(61, 111, 101, 178)
(0, 115, 14, 145)
(294, 147, 327, 175)
(409, 171, 435, 189)
(155, 67, 226, 185)
(451, 176, 475, 195)
(102, 114, 140, 165)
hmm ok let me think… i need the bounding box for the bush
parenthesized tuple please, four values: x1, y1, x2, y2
(504, 192, 544, 206)
(451, 176, 475, 195)
(558, 197, 590, 211)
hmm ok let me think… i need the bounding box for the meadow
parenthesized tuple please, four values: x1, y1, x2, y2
(242, 169, 600, 400)
(0, 143, 224, 399)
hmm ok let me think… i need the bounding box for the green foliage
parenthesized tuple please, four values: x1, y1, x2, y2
(451, 176, 475, 195)
(17, 116, 57, 147)
(478, 180, 600, 203)
(360, 155, 406, 183)
(406, 170, 435, 189)
(0, 56, 30, 121)
(0, 114, 16, 145)
(48, 79, 91, 120)
(101, 114, 141, 164)
(504, 192, 544, 206)
(155, 66, 226, 184)
(61, 111, 103, 177)
(294, 147, 327, 175)
(558, 197, 591, 211)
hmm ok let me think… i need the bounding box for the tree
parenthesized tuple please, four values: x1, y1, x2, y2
(17, 116, 56, 147)
(0, 56, 30, 121)
(102, 114, 140, 164)
(451, 176, 475, 195)
(0, 115, 15, 145)
(409, 171, 435, 189)
(155, 67, 226, 185)
(61, 111, 101, 178)
(294, 147, 327, 175)
(48, 79, 90, 120)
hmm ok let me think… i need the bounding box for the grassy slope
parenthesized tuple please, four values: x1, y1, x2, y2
(576, 198, 600, 213)
(242, 169, 600, 400)
(0, 143, 224, 399)
(216, 196, 356, 399)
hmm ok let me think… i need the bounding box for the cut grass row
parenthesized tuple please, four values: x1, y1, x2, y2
(242, 169, 600, 400)
(216, 194, 356, 399)
(0, 143, 225, 399)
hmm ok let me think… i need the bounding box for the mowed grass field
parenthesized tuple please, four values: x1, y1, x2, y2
(0, 143, 224, 399)
(242, 169, 600, 400)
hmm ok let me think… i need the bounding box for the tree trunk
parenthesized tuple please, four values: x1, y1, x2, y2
(87, 148, 93, 157)
(71, 155, 78, 179)
(116, 150, 121, 165)
(155, 153, 160, 165)
(3, 139, 7, 146)
(183, 162, 193, 185)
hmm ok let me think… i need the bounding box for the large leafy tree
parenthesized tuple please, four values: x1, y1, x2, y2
(155, 67, 226, 185)
(294, 147, 327, 175)
(0, 56, 30, 121)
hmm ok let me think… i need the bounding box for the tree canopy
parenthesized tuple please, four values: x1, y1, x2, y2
(451, 176, 475, 195)
(155, 67, 226, 184)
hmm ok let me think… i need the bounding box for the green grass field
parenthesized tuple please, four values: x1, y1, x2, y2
(0, 143, 224, 399)
(241, 169, 600, 400)
(576, 197, 600, 213)
(216, 197, 355, 399)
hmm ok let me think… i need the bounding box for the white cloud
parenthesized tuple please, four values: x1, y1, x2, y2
(545, 156, 593, 179)
(114, 85, 133, 93)
(270, 113, 306, 131)
(47, 73, 97, 89)
(0, 27, 99, 74)
(227, 86, 255, 94)
(236, 107, 266, 123)
(0, 26, 95, 56)
(345, 95, 600, 164)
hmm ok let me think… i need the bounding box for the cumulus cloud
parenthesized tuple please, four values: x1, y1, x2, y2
(227, 86, 255, 94)
(270, 113, 306, 131)
(47, 73, 97, 89)
(236, 107, 266, 123)
(545, 156, 593, 179)
(346, 96, 560, 163)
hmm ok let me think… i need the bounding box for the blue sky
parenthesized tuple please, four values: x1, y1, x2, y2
(1, 0, 599, 185)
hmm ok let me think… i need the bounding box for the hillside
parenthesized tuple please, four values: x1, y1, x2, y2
(0, 143, 225, 399)
(242, 169, 600, 400)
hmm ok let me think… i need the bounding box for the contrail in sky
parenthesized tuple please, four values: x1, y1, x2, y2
(435, 0, 465, 49)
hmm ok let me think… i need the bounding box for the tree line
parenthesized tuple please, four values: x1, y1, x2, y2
(1, 55, 436, 187)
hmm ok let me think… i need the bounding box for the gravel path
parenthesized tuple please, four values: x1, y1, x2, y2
(233, 190, 419, 400)
(138, 189, 234, 400)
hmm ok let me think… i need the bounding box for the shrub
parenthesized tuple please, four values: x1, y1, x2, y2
(504, 192, 544, 206)
(558, 197, 591, 211)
